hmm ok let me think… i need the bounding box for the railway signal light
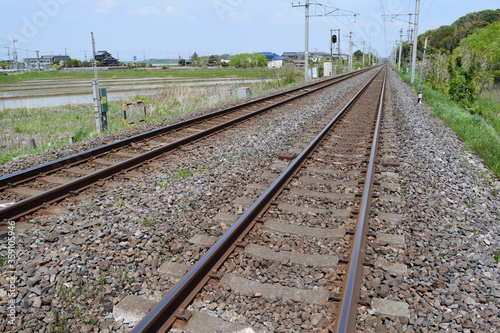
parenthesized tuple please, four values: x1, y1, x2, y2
(332, 35, 337, 43)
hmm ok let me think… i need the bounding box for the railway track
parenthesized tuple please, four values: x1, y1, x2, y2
(0, 68, 373, 224)
(129, 66, 408, 332)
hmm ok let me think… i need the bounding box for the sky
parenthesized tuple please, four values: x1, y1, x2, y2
(1, 0, 498, 63)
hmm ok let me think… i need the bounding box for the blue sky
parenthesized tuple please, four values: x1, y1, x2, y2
(1, 0, 498, 62)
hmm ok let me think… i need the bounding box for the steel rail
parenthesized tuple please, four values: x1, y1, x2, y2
(0, 69, 374, 223)
(334, 68, 387, 332)
(132, 67, 384, 333)
(0, 69, 372, 191)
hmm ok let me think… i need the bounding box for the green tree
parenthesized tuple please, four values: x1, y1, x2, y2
(229, 53, 267, 68)
(67, 59, 81, 68)
(448, 54, 479, 107)
(459, 21, 500, 82)
(353, 50, 363, 61)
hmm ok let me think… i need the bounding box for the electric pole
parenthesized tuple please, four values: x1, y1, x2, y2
(292, 0, 311, 81)
(348, 32, 353, 72)
(12, 39, 18, 71)
(362, 41, 366, 68)
(398, 29, 403, 71)
(417, 37, 428, 104)
(337, 29, 341, 74)
(293, 2, 358, 80)
(36, 50, 41, 71)
(91, 32, 104, 133)
(410, 0, 420, 83)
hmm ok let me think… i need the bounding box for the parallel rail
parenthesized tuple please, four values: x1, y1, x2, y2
(133, 66, 387, 333)
(0, 69, 374, 223)
(334, 68, 387, 332)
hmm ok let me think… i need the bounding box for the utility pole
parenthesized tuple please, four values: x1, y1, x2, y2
(337, 29, 341, 74)
(91, 32, 104, 133)
(330, 29, 333, 61)
(410, 0, 420, 83)
(398, 29, 403, 71)
(362, 41, 366, 68)
(348, 32, 353, 72)
(417, 37, 428, 104)
(36, 50, 41, 71)
(304, 0, 310, 80)
(12, 39, 18, 71)
(293, 2, 358, 80)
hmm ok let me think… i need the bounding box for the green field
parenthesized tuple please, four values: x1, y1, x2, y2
(0, 68, 276, 84)
(0, 67, 303, 164)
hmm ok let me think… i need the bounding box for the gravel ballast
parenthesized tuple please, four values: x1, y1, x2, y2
(0, 68, 498, 332)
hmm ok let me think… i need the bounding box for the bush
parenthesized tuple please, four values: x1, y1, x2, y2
(448, 54, 479, 107)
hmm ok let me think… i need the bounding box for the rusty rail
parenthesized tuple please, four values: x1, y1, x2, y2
(0, 69, 372, 191)
(334, 68, 387, 332)
(0, 69, 375, 223)
(132, 67, 384, 333)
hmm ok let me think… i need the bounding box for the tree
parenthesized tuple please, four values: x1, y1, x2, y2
(229, 53, 267, 68)
(459, 21, 500, 83)
(67, 59, 81, 68)
(448, 54, 479, 107)
(191, 52, 199, 62)
(208, 55, 220, 65)
(353, 50, 363, 61)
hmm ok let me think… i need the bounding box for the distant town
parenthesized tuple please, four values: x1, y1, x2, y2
(1, 51, 351, 72)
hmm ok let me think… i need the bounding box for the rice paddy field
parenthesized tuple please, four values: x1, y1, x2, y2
(0, 67, 303, 163)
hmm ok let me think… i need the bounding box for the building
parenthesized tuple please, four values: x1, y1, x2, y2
(23, 55, 71, 70)
(282, 52, 304, 60)
(260, 52, 287, 69)
(95, 51, 119, 66)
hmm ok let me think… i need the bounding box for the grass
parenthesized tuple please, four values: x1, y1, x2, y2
(157, 178, 169, 189)
(140, 216, 155, 227)
(172, 168, 193, 179)
(0, 68, 276, 84)
(399, 72, 500, 178)
(477, 87, 500, 135)
(0, 67, 303, 164)
(115, 199, 126, 207)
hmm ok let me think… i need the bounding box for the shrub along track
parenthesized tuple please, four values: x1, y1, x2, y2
(0, 68, 373, 224)
(130, 67, 412, 332)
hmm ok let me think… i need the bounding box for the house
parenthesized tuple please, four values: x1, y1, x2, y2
(282, 52, 302, 60)
(95, 51, 119, 66)
(260, 52, 287, 68)
(23, 55, 71, 70)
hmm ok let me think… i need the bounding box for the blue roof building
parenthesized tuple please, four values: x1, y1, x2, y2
(260, 52, 287, 68)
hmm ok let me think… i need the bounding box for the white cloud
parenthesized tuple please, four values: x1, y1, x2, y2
(225, 10, 250, 22)
(96, 0, 117, 13)
(127, 6, 162, 16)
(164, 6, 182, 16)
